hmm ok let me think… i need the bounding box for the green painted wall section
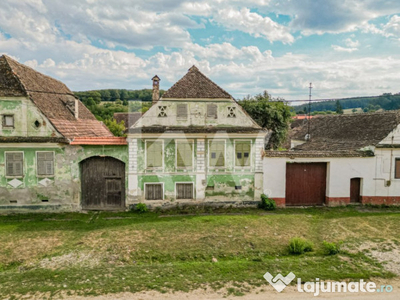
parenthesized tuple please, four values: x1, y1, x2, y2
(0, 145, 128, 208)
(0, 98, 60, 137)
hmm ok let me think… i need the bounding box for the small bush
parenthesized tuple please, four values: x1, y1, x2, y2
(135, 203, 148, 213)
(258, 194, 277, 211)
(322, 241, 342, 255)
(288, 237, 314, 255)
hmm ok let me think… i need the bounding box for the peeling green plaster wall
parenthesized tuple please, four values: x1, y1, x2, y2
(0, 144, 128, 209)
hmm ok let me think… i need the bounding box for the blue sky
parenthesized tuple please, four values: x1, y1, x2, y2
(1, 0, 400, 100)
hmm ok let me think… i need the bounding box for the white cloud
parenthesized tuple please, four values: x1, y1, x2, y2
(213, 7, 294, 43)
(331, 45, 358, 53)
(344, 38, 359, 48)
(382, 15, 400, 37)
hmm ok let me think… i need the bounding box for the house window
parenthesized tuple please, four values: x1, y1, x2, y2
(177, 104, 188, 118)
(207, 104, 217, 119)
(227, 107, 236, 118)
(235, 141, 251, 167)
(6, 152, 23, 177)
(158, 106, 167, 117)
(395, 158, 400, 179)
(146, 141, 163, 168)
(176, 183, 194, 199)
(209, 141, 225, 167)
(3, 115, 14, 128)
(145, 183, 163, 200)
(37, 152, 54, 176)
(176, 142, 193, 168)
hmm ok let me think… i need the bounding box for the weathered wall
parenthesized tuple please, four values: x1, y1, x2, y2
(128, 136, 262, 205)
(0, 144, 128, 211)
(135, 100, 257, 128)
(0, 98, 61, 137)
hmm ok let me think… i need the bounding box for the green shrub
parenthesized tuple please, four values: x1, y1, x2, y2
(288, 237, 314, 255)
(135, 203, 148, 213)
(258, 194, 277, 211)
(322, 241, 342, 255)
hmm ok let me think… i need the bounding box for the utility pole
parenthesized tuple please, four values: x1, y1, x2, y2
(307, 82, 312, 140)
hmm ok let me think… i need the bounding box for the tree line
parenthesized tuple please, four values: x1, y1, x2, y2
(294, 93, 400, 114)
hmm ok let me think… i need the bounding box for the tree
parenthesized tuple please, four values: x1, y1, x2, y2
(239, 91, 291, 149)
(110, 89, 120, 101)
(335, 100, 343, 114)
(104, 119, 126, 137)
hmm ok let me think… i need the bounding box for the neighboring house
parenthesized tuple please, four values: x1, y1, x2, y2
(127, 66, 267, 206)
(0, 55, 127, 211)
(114, 112, 142, 130)
(263, 111, 400, 207)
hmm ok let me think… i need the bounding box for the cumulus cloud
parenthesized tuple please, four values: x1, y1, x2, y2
(331, 45, 358, 53)
(213, 7, 294, 44)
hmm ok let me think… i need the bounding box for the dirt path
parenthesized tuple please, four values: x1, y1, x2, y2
(54, 278, 400, 300)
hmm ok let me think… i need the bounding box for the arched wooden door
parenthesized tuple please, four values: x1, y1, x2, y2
(81, 156, 125, 210)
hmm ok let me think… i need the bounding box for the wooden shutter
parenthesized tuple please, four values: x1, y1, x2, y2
(176, 183, 193, 199)
(147, 142, 163, 168)
(146, 184, 163, 200)
(235, 142, 251, 167)
(6, 152, 23, 176)
(177, 104, 188, 118)
(396, 158, 400, 179)
(37, 152, 54, 176)
(207, 104, 217, 119)
(210, 142, 225, 167)
(177, 142, 192, 168)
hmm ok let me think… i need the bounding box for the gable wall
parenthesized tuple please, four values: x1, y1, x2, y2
(0, 97, 61, 137)
(135, 100, 257, 128)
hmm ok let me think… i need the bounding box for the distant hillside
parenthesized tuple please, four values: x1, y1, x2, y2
(294, 93, 400, 113)
(74, 89, 165, 103)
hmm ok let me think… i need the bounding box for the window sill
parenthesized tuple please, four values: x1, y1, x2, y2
(37, 175, 55, 178)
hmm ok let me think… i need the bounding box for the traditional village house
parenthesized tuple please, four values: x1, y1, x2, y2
(0, 55, 127, 211)
(127, 66, 267, 206)
(263, 111, 400, 207)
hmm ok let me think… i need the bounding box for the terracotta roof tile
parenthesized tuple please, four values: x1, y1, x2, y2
(162, 65, 232, 99)
(0, 55, 113, 139)
(70, 137, 127, 145)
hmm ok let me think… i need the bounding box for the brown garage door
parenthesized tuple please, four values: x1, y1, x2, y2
(81, 156, 125, 210)
(286, 163, 327, 206)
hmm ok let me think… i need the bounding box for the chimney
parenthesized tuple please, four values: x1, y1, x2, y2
(152, 75, 160, 106)
(66, 98, 79, 119)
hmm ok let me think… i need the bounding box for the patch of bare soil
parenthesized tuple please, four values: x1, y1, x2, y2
(38, 251, 101, 270)
(23, 278, 400, 300)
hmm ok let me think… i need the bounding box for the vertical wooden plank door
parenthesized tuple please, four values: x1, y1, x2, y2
(286, 163, 327, 206)
(81, 157, 125, 210)
(350, 178, 361, 203)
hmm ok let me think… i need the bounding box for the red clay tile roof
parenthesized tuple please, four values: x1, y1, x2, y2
(162, 65, 232, 99)
(70, 137, 127, 145)
(0, 55, 113, 139)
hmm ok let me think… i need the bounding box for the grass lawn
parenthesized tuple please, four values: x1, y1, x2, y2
(0, 206, 399, 299)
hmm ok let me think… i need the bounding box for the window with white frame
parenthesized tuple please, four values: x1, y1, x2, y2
(146, 141, 163, 168)
(6, 152, 23, 176)
(37, 152, 54, 176)
(209, 141, 225, 167)
(145, 183, 163, 200)
(3, 115, 14, 128)
(235, 141, 251, 167)
(176, 183, 194, 199)
(176, 142, 193, 168)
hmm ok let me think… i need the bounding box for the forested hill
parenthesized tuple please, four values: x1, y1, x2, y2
(294, 93, 400, 113)
(74, 89, 165, 105)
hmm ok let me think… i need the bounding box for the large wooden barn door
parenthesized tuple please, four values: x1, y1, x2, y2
(286, 163, 327, 206)
(81, 157, 125, 210)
